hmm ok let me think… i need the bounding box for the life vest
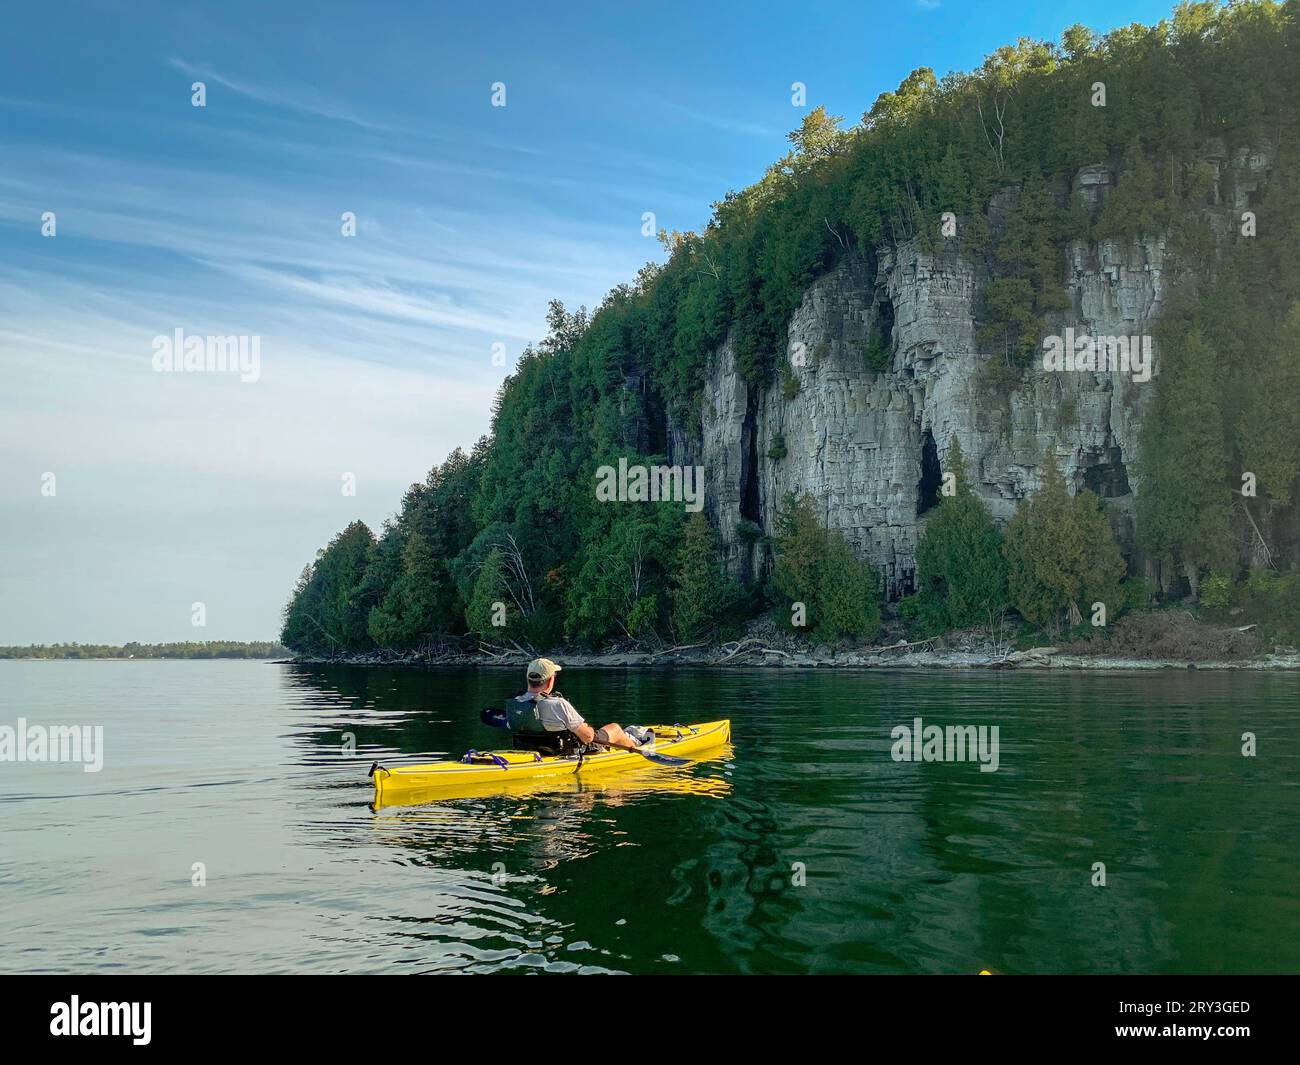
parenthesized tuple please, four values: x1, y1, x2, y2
(504, 692, 583, 755)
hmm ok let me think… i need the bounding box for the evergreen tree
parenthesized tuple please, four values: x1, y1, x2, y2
(1005, 452, 1126, 631)
(1237, 302, 1300, 507)
(913, 437, 1009, 634)
(772, 494, 882, 643)
(978, 174, 1069, 376)
(814, 536, 883, 643)
(671, 512, 737, 642)
(466, 547, 515, 642)
(1137, 328, 1232, 596)
(367, 531, 444, 649)
(281, 564, 321, 651)
(567, 507, 681, 645)
(1095, 141, 1162, 239)
(771, 494, 825, 630)
(289, 521, 376, 653)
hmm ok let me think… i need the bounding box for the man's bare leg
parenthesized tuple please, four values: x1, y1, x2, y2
(596, 723, 635, 748)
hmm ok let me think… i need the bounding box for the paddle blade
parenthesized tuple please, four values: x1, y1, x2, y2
(637, 750, 691, 767)
(480, 706, 508, 729)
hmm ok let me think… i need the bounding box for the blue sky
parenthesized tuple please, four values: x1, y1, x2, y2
(0, 0, 1177, 643)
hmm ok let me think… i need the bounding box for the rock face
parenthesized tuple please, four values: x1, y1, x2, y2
(675, 149, 1276, 596)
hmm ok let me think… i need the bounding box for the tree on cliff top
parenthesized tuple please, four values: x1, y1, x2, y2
(788, 105, 850, 163)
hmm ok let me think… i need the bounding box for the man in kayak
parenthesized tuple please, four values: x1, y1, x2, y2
(505, 658, 639, 756)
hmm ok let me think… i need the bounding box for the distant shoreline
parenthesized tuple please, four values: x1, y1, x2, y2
(0, 642, 288, 661)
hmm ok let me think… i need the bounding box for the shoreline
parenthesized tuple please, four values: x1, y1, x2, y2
(280, 645, 1300, 672)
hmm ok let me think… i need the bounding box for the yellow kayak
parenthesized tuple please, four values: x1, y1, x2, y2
(371, 749, 733, 810)
(370, 720, 731, 807)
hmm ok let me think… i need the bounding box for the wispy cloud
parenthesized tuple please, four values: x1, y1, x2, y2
(644, 93, 785, 140)
(167, 57, 399, 134)
(206, 262, 542, 342)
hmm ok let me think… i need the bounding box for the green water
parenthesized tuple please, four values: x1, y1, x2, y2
(1, 661, 1297, 974)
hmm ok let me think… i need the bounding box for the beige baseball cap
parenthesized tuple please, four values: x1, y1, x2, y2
(526, 657, 562, 682)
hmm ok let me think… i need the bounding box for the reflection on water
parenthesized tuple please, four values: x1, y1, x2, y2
(2, 660, 1298, 974)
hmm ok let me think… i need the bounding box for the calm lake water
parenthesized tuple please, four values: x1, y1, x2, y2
(1, 661, 1297, 975)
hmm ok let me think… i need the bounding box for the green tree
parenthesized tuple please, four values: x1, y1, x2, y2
(466, 547, 515, 641)
(1005, 452, 1125, 631)
(567, 506, 682, 645)
(772, 494, 881, 643)
(978, 175, 1069, 375)
(865, 67, 938, 130)
(456, 525, 545, 644)
(281, 564, 321, 652)
(913, 437, 1009, 634)
(367, 531, 445, 649)
(815, 535, 883, 643)
(1137, 328, 1232, 597)
(787, 105, 849, 163)
(1237, 303, 1300, 507)
(1060, 23, 1097, 62)
(771, 493, 824, 625)
(1095, 141, 1162, 239)
(286, 521, 376, 653)
(671, 512, 738, 642)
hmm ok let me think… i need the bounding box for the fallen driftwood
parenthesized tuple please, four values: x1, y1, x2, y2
(994, 646, 1060, 668)
(716, 638, 767, 663)
(647, 642, 710, 660)
(715, 639, 796, 662)
(860, 635, 941, 654)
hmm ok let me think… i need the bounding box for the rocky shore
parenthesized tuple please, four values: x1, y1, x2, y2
(283, 640, 1300, 672)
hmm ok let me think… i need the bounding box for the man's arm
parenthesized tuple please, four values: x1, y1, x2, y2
(558, 698, 595, 744)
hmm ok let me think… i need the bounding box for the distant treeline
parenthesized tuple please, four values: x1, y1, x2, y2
(0, 642, 289, 660)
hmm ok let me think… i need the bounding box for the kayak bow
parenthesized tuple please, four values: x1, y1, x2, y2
(370, 719, 731, 807)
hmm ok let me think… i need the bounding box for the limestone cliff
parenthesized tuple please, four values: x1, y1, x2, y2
(671, 145, 1277, 598)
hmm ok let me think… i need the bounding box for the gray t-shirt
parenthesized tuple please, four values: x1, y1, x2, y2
(519, 691, 586, 733)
